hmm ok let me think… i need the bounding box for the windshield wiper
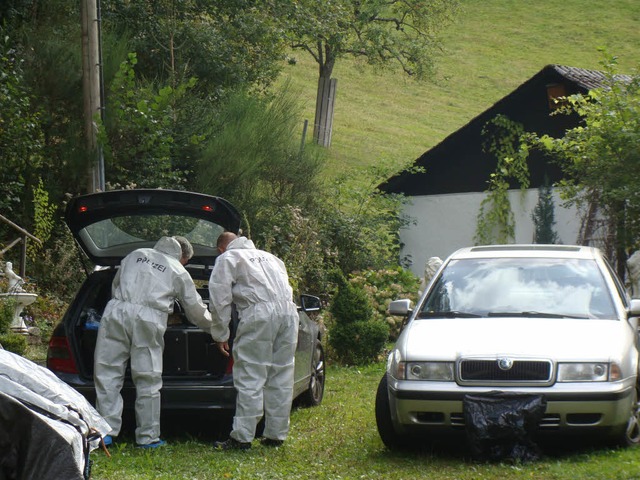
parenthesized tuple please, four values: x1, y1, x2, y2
(487, 311, 587, 319)
(418, 310, 482, 318)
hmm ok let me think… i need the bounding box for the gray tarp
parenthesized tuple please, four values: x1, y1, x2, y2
(0, 349, 110, 479)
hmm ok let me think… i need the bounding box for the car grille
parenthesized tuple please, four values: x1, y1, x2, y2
(450, 412, 561, 429)
(459, 359, 552, 383)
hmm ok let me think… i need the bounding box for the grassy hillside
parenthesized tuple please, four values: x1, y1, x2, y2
(277, 0, 640, 185)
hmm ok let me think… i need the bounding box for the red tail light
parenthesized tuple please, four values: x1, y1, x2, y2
(47, 336, 79, 374)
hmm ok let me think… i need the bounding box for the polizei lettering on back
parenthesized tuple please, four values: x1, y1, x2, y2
(249, 256, 270, 264)
(136, 256, 167, 272)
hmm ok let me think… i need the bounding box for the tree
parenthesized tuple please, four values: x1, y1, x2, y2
(100, 0, 287, 98)
(99, 53, 198, 189)
(275, 0, 458, 146)
(527, 54, 640, 275)
(0, 32, 45, 229)
(531, 177, 560, 244)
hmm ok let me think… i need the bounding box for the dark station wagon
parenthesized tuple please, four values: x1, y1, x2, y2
(47, 189, 325, 423)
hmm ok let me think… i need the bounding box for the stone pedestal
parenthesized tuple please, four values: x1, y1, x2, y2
(0, 292, 38, 335)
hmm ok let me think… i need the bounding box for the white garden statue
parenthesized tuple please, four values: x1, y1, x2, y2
(1, 262, 36, 334)
(5, 262, 25, 293)
(627, 251, 640, 297)
(418, 256, 443, 295)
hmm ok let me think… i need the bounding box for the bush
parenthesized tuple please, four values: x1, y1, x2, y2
(0, 332, 27, 356)
(329, 274, 374, 325)
(349, 267, 420, 340)
(0, 297, 27, 355)
(0, 297, 15, 333)
(328, 274, 389, 365)
(27, 226, 85, 302)
(329, 320, 389, 366)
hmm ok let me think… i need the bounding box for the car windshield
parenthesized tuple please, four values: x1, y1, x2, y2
(418, 257, 617, 320)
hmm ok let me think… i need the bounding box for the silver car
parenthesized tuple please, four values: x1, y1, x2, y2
(376, 245, 640, 449)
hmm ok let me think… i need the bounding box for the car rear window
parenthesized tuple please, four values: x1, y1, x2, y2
(419, 257, 617, 320)
(82, 215, 223, 250)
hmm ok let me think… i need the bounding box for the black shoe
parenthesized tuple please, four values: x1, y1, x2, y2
(213, 438, 251, 450)
(260, 437, 284, 447)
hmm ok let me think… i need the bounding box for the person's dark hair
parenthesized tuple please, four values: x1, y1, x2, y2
(173, 236, 194, 261)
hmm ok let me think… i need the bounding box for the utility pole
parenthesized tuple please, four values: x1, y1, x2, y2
(81, 0, 105, 193)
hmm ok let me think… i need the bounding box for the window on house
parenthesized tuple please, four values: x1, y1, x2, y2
(546, 83, 567, 110)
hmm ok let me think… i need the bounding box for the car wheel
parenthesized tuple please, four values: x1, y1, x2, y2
(619, 387, 640, 447)
(299, 343, 325, 407)
(375, 374, 410, 450)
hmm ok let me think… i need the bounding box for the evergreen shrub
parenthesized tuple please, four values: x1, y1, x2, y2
(328, 274, 389, 365)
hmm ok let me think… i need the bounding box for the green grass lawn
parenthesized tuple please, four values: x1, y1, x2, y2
(90, 362, 640, 480)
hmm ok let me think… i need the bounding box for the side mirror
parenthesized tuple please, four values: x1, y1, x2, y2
(299, 294, 321, 312)
(629, 298, 640, 317)
(389, 299, 413, 316)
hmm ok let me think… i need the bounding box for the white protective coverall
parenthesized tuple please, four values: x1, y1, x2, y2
(94, 236, 213, 445)
(208, 236, 299, 443)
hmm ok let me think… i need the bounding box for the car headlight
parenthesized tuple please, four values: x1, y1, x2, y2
(557, 362, 614, 382)
(405, 362, 455, 381)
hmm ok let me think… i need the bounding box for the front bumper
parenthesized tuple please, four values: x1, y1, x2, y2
(388, 378, 635, 434)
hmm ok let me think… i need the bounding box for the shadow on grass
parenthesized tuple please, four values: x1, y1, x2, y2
(368, 433, 623, 466)
(116, 402, 312, 446)
(114, 410, 234, 445)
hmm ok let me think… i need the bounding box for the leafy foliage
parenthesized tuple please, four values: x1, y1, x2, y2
(26, 226, 86, 303)
(278, 0, 459, 79)
(0, 297, 15, 334)
(323, 162, 416, 274)
(0, 296, 27, 356)
(258, 205, 336, 299)
(524, 54, 640, 273)
(475, 115, 530, 245)
(99, 53, 197, 189)
(100, 0, 287, 98)
(349, 268, 420, 340)
(0, 333, 27, 356)
(0, 32, 45, 228)
(26, 179, 57, 261)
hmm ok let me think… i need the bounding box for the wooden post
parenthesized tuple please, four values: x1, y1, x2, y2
(81, 0, 104, 192)
(313, 76, 338, 147)
(299, 119, 308, 158)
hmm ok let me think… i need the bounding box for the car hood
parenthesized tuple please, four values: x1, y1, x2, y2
(65, 189, 241, 270)
(401, 317, 633, 362)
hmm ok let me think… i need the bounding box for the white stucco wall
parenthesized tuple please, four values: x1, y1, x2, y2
(400, 189, 583, 277)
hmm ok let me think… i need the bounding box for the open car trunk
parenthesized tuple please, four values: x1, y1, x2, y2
(71, 269, 235, 382)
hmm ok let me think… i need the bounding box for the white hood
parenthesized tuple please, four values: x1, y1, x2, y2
(402, 317, 634, 363)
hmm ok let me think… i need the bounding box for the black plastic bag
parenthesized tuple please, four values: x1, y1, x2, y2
(463, 391, 546, 462)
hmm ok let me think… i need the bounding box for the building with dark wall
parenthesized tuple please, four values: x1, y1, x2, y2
(379, 65, 628, 275)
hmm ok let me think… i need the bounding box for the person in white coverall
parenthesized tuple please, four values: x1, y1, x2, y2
(94, 236, 213, 448)
(209, 232, 299, 450)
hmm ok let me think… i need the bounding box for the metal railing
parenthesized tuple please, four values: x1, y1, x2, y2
(0, 214, 42, 278)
